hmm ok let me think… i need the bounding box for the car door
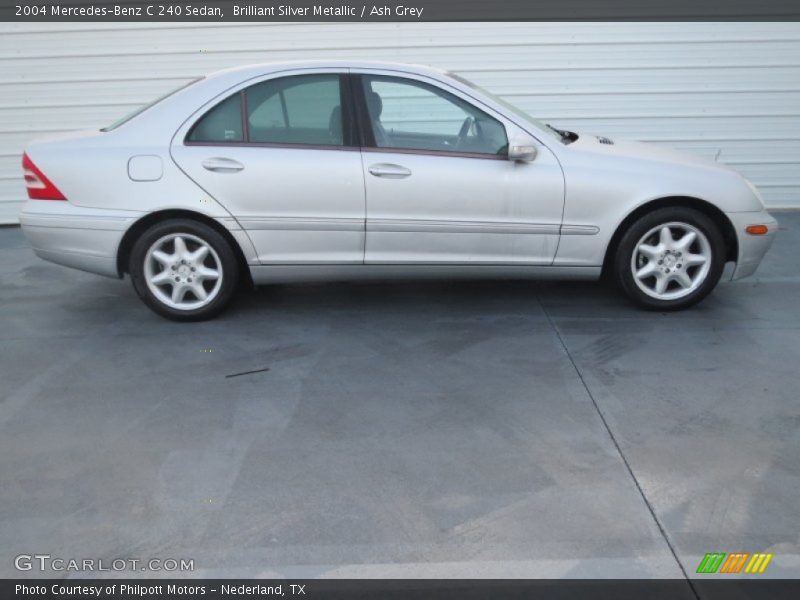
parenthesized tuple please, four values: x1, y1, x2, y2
(171, 71, 365, 264)
(352, 71, 565, 264)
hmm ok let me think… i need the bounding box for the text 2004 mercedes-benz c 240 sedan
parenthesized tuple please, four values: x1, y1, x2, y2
(20, 61, 777, 320)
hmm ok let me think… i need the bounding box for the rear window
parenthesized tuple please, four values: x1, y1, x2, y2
(102, 78, 203, 131)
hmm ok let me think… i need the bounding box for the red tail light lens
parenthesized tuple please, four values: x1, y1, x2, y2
(22, 152, 66, 200)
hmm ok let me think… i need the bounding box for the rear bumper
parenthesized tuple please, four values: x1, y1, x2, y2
(726, 210, 778, 280)
(19, 201, 142, 278)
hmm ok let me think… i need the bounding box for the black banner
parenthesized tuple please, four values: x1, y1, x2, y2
(2, 0, 800, 22)
(5, 579, 800, 600)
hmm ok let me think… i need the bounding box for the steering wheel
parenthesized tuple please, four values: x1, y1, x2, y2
(455, 116, 475, 149)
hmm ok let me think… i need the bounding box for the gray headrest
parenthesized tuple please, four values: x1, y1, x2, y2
(365, 91, 383, 118)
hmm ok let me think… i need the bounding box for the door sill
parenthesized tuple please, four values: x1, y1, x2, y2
(249, 264, 601, 284)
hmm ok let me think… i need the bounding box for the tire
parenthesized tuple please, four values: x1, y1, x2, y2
(613, 207, 726, 310)
(129, 219, 239, 321)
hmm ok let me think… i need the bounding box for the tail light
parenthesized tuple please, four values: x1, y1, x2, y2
(22, 152, 66, 200)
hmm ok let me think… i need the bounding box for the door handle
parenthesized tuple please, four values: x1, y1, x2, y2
(202, 157, 244, 173)
(368, 163, 412, 179)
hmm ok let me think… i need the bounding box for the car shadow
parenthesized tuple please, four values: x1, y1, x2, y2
(229, 277, 628, 319)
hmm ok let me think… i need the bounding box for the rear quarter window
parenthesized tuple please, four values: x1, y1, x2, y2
(186, 94, 244, 143)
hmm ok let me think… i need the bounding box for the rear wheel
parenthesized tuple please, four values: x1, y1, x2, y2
(614, 207, 726, 310)
(129, 219, 239, 321)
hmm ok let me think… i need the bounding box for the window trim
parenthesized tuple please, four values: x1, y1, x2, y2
(181, 140, 361, 152)
(351, 74, 509, 161)
(184, 73, 357, 150)
(361, 145, 507, 161)
(182, 72, 507, 159)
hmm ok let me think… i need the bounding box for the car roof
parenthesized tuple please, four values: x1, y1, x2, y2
(206, 60, 449, 80)
(101, 58, 554, 150)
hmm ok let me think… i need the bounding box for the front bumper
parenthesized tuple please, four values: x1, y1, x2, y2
(726, 210, 778, 280)
(19, 201, 142, 278)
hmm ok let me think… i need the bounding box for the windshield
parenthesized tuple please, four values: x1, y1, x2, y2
(102, 78, 203, 131)
(447, 72, 565, 142)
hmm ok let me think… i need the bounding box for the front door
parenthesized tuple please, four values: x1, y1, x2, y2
(354, 73, 565, 265)
(171, 71, 365, 264)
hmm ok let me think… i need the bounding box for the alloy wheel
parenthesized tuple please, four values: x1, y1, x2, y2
(630, 222, 712, 301)
(143, 233, 223, 310)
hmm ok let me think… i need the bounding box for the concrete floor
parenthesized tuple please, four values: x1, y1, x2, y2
(1, 215, 799, 582)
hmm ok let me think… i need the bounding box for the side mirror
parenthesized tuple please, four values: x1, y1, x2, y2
(507, 136, 538, 162)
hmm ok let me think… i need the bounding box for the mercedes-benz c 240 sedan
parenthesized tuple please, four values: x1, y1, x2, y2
(20, 61, 777, 320)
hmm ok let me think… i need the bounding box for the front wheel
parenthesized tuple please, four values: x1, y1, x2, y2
(129, 219, 239, 321)
(613, 207, 726, 310)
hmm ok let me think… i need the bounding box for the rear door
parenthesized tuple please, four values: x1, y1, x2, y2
(171, 70, 365, 264)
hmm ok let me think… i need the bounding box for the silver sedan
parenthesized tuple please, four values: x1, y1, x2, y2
(20, 61, 777, 320)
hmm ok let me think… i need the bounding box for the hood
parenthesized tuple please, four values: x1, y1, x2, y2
(552, 132, 765, 213)
(567, 134, 737, 175)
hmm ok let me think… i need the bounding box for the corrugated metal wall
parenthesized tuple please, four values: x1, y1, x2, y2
(1, 22, 799, 223)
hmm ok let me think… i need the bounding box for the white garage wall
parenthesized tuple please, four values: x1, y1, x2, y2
(1, 22, 799, 224)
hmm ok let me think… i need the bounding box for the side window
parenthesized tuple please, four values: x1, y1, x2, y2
(186, 74, 348, 146)
(246, 74, 344, 146)
(361, 75, 507, 156)
(187, 94, 243, 143)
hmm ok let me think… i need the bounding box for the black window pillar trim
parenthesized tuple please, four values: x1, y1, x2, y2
(349, 73, 376, 148)
(339, 73, 358, 148)
(239, 91, 249, 142)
